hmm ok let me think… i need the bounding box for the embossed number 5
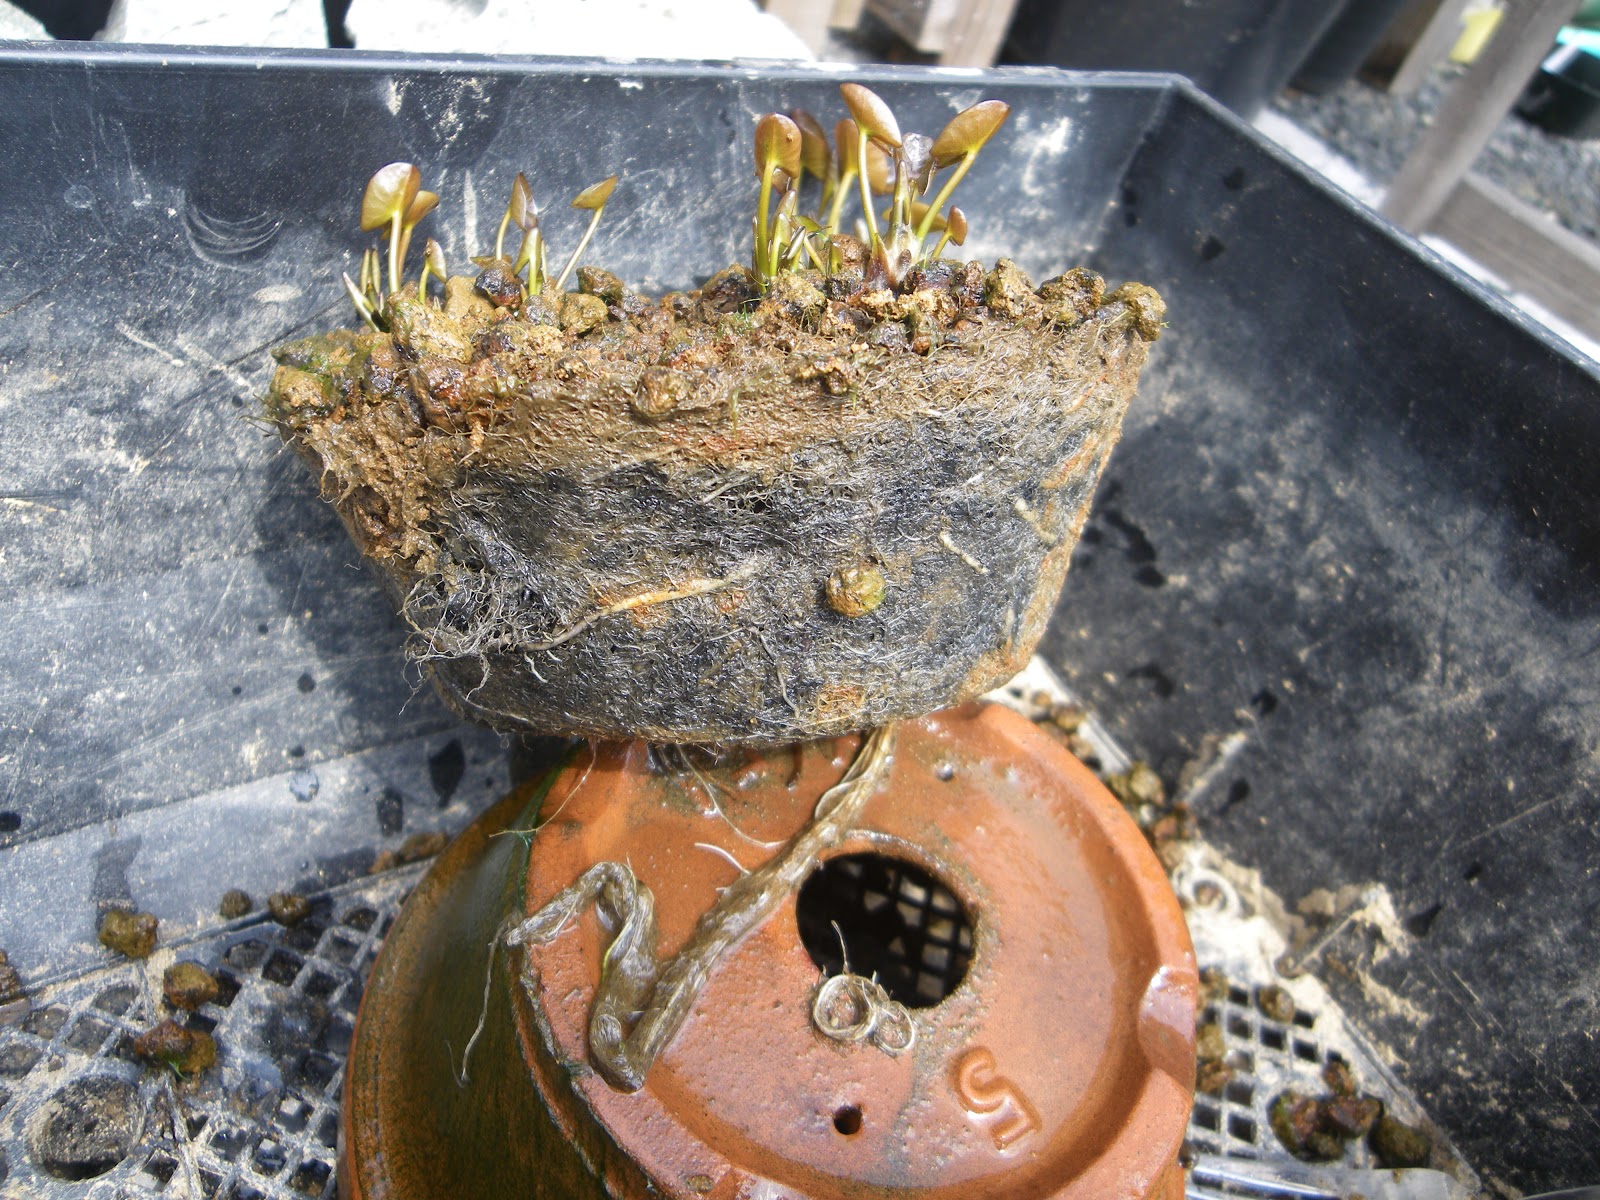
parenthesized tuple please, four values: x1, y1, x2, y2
(954, 1047, 1041, 1151)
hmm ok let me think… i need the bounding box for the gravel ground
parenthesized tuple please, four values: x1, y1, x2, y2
(1275, 63, 1600, 244)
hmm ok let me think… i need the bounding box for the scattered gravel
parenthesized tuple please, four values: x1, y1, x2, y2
(1276, 63, 1600, 244)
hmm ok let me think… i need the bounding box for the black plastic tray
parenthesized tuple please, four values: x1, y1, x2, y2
(0, 44, 1595, 1191)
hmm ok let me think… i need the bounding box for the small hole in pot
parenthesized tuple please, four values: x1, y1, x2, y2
(833, 1105, 863, 1136)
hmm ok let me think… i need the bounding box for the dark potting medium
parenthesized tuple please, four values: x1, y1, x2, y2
(266, 260, 1162, 744)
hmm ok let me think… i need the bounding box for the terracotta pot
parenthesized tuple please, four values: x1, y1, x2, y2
(342, 703, 1196, 1198)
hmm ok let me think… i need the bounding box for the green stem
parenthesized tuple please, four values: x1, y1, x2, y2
(387, 215, 403, 296)
(890, 151, 909, 233)
(554, 207, 605, 292)
(856, 136, 878, 249)
(513, 229, 539, 282)
(343, 272, 380, 331)
(916, 153, 975, 243)
(826, 168, 853, 238)
(495, 209, 512, 261)
(825, 170, 855, 273)
(755, 162, 776, 282)
(398, 222, 418, 275)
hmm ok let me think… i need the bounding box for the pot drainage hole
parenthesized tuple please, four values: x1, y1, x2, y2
(797, 853, 973, 1007)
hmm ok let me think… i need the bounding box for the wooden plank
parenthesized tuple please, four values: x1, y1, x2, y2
(1381, 0, 1576, 230)
(937, 0, 1019, 65)
(863, 0, 1015, 61)
(865, 0, 961, 53)
(829, 0, 866, 31)
(1428, 171, 1600, 342)
(763, 0, 833, 51)
(1368, 0, 1449, 74)
(1384, 0, 1474, 93)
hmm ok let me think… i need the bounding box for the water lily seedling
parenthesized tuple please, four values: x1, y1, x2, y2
(344, 163, 621, 324)
(753, 113, 802, 285)
(932, 205, 967, 260)
(495, 171, 534, 264)
(554, 175, 620, 293)
(418, 238, 447, 299)
(746, 84, 1010, 292)
(919, 100, 1009, 240)
(359, 162, 436, 297)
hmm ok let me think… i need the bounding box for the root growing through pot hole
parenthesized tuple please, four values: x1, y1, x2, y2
(812, 971, 915, 1054)
(462, 725, 897, 1092)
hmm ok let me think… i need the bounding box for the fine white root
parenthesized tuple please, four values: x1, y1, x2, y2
(693, 841, 751, 875)
(526, 566, 758, 652)
(939, 529, 990, 575)
(1011, 496, 1057, 546)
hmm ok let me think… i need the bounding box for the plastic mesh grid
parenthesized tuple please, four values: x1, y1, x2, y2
(0, 870, 413, 1199)
(1187, 981, 1354, 1162)
(0, 871, 1400, 1198)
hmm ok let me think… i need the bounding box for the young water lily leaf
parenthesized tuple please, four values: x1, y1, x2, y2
(754, 114, 802, 180)
(360, 162, 421, 231)
(865, 141, 893, 195)
(342, 271, 378, 329)
(839, 82, 901, 148)
(397, 188, 438, 271)
(508, 172, 535, 231)
(905, 199, 947, 232)
(947, 206, 967, 245)
(362, 247, 384, 308)
(572, 175, 619, 211)
(791, 109, 832, 179)
(405, 190, 440, 226)
(930, 100, 1010, 168)
(494, 174, 531, 262)
(513, 219, 542, 279)
(417, 235, 448, 300)
(554, 175, 621, 291)
(834, 118, 861, 177)
(360, 246, 380, 298)
(916, 100, 1010, 243)
(900, 132, 934, 195)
